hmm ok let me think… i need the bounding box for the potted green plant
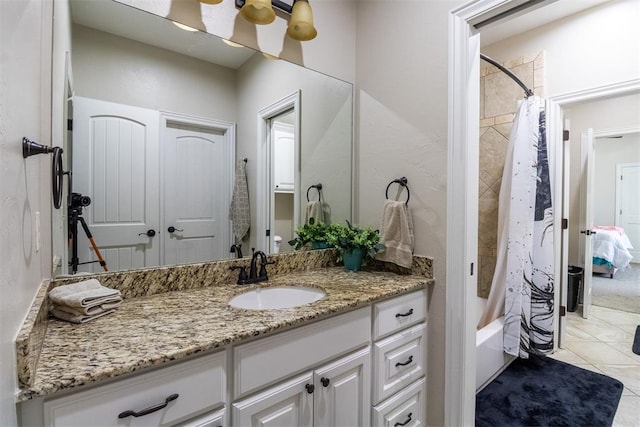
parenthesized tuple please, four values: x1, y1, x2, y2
(326, 220, 384, 271)
(288, 218, 332, 250)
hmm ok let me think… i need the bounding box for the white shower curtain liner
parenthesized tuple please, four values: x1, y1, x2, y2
(478, 96, 555, 358)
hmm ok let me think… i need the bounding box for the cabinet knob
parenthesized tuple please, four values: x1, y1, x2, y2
(321, 377, 330, 387)
(305, 384, 315, 394)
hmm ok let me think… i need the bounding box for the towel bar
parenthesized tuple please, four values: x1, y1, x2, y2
(385, 177, 410, 204)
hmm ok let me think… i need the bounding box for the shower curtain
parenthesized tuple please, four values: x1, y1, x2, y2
(478, 96, 555, 358)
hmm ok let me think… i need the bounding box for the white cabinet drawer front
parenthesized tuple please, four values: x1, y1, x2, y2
(233, 307, 370, 398)
(373, 323, 426, 404)
(373, 290, 426, 340)
(43, 351, 226, 427)
(232, 372, 314, 427)
(372, 377, 426, 427)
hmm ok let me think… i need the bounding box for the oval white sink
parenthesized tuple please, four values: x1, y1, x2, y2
(228, 286, 325, 310)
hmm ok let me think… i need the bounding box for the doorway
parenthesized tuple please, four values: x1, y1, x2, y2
(256, 91, 301, 255)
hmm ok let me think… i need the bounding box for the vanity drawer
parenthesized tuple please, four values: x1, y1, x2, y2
(372, 322, 426, 405)
(372, 290, 426, 340)
(43, 351, 226, 427)
(233, 307, 370, 398)
(372, 377, 426, 427)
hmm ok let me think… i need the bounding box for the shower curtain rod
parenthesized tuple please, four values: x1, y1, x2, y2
(480, 53, 534, 98)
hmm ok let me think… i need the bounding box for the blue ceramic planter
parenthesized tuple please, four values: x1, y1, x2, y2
(343, 248, 364, 272)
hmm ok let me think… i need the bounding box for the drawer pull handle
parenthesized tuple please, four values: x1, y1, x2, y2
(395, 308, 414, 318)
(305, 384, 315, 394)
(395, 355, 413, 367)
(117, 393, 179, 419)
(321, 377, 330, 387)
(394, 412, 413, 426)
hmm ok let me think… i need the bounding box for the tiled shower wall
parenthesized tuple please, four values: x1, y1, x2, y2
(477, 52, 545, 298)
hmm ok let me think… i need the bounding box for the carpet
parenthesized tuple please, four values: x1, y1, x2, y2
(591, 264, 640, 314)
(476, 355, 623, 426)
(634, 326, 640, 355)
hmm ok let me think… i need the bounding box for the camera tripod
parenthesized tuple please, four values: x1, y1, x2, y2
(68, 203, 108, 274)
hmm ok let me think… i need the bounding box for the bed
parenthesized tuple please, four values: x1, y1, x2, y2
(592, 226, 634, 278)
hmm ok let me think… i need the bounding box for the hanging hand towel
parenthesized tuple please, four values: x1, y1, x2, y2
(376, 200, 414, 268)
(304, 201, 325, 224)
(48, 279, 122, 309)
(229, 159, 251, 243)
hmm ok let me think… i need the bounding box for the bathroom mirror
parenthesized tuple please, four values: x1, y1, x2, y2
(57, 0, 353, 275)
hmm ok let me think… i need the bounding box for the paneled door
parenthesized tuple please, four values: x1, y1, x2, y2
(72, 97, 160, 273)
(616, 162, 640, 261)
(163, 122, 227, 265)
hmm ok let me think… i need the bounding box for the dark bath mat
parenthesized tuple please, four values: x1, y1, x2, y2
(476, 354, 623, 427)
(634, 325, 640, 355)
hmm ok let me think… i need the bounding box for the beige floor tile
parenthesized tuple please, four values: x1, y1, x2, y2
(612, 395, 640, 427)
(548, 348, 589, 365)
(566, 341, 639, 365)
(597, 365, 640, 396)
(573, 321, 635, 343)
(595, 309, 640, 327)
(566, 323, 599, 341)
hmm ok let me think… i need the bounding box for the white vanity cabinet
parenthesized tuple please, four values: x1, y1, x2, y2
(41, 351, 227, 427)
(232, 347, 370, 427)
(371, 289, 428, 426)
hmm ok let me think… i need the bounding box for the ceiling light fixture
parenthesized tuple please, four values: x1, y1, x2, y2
(196, 0, 318, 41)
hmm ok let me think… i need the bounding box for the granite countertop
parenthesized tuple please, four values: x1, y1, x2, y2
(19, 266, 431, 401)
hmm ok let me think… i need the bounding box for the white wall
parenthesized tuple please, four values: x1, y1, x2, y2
(0, 1, 53, 425)
(594, 133, 640, 226)
(355, 1, 465, 424)
(71, 25, 238, 121)
(482, 0, 640, 97)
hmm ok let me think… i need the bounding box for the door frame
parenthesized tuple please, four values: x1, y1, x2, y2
(447, 0, 640, 423)
(159, 111, 236, 264)
(256, 91, 301, 254)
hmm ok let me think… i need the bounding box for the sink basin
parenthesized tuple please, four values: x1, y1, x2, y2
(228, 286, 325, 310)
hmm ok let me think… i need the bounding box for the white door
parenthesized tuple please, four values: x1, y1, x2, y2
(72, 97, 160, 273)
(272, 122, 295, 192)
(616, 162, 640, 261)
(314, 347, 370, 427)
(163, 123, 227, 266)
(580, 129, 596, 318)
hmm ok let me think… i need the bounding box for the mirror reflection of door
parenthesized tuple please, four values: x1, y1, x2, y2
(72, 97, 233, 273)
(163, 122, 227, 265)
(270, 110, 296, 254)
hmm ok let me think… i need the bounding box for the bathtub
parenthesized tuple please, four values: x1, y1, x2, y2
(476, 297, 516, 392)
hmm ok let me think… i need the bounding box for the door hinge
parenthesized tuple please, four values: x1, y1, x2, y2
(67, 119, 73, 131)
(470, 262, 474, 276)
(563, 130, 570, 141)
(560, 306, 566, 317)
(265, 229, 271, 237)
(562, 218, 568, 230)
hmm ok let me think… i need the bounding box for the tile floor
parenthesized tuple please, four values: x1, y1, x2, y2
(550, 305, 640, 426)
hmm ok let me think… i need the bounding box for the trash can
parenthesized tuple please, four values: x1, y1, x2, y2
(567, 266, 583, 312)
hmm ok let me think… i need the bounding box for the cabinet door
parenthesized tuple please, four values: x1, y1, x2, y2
(232, 372, 313, 427)
(177, 407, 226, 427)
(314, 347, 371, 427)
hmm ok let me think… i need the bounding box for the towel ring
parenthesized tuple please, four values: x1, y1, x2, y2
(306, 183, 323, 202)
(385, 177, 410, 205)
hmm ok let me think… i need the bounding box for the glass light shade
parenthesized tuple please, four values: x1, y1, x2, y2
(286, 0, 317, 41)
(200, 0, 223, 4)
(240, 0, 276, 25)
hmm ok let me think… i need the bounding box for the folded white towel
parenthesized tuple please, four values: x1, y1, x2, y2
(376, 200, 414, 268)
(50, 306, 117, 324)
(53, 300, 122, 316)
(48, 279, 122, 309)
(305, 201, 325, 224)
